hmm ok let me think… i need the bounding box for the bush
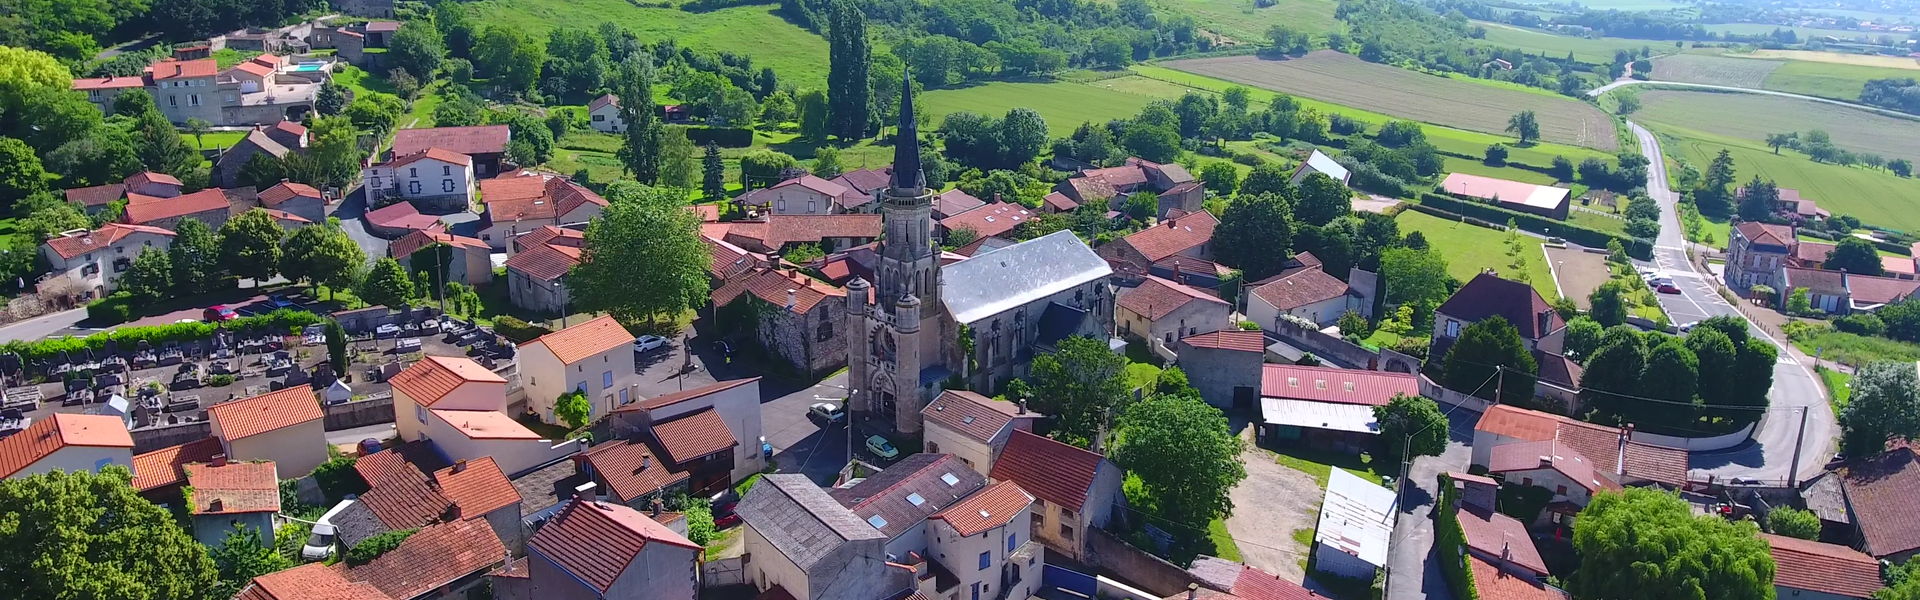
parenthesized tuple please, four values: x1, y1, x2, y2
(87, 293, 135, 325)
(347, 528, 419, 565)
(1415, 192, 1653, 259)
(312, 454, 368, 502)
(1434, 473, 1479, 600)
(207, 374, 235, 387)
(493, 316, 553, 343)
(1835, 314, 1887, 336)
(10, 309, 325, 362)
(679, 126, 753, 147)
(734, 473, 762, 498)
(684, 499, 715, 546)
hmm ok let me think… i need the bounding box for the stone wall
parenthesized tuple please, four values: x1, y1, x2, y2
(1270, 316, 1380, 369)
(1175, 344, 1262, 411)
(755, 300, 846, 377)
(1085, 527, 1197, 598)
(130, 420, 214, 454)
(324, 396, 394, 431)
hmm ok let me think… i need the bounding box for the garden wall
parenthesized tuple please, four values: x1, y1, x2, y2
(130, 420, 214, 454)
(1085, 528, 1197, 598)
(324, 396, 395, 431)
(1630, 420, 1756, 451)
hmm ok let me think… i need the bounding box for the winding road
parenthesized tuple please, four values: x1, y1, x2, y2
(1589, 79, 1920, 121)
(1627, 122, 1838, 486)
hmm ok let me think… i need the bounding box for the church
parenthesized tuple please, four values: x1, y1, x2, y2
(845, 73, 1117, 435)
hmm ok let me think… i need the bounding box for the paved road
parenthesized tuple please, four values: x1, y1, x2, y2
(1628, 122, 1837, 486)
(1589, 80, 1917, 121)
(1382, 406, 1477, 600)
(331, 188, 390, 266)
(0, 308, 90, 343)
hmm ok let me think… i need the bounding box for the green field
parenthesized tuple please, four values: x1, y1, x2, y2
(1511, 0, 1686, 9)
(1473, 21, 1661, 64)
(465, 0, 832, 86)
(1152, 0, 1341, 44)
(1702, 23, 1894, 41)
(182, 130, 247, 151)
(1395, 209, 1559, 298)
(1648, 54, 1785, 87)
(920, 80, 1162, 137)
(1632, 89, 1920, 162)
(1762, 60, 1920, 101)
(1650, 124, 1920, 232)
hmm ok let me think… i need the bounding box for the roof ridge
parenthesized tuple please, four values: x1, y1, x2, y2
(850, 455, 955, 510)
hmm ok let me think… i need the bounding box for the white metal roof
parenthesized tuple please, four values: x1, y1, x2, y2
(1302, 150, 1350, 183)
(940, 230, 1112, 324)
(1315, 469, 1395, 568)
(1261, 398, 1380, 435)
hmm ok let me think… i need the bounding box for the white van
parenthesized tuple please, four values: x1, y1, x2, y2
(301, 498, 357, 561)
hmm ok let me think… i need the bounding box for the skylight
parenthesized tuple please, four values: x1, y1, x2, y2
(941, 473, 960, 486)
(868, 515, 889, 529)
(907, 493, 926, 506)
(962, 416, 975, 424)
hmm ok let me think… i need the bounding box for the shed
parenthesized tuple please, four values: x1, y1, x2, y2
(326, 380, 353, 404)
(1314, 469, 1394, 579)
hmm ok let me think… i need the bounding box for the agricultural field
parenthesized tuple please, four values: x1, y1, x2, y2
(1649, 124, 1920, 231)
(1701, 23, 1893, 40)
(1161, 52, 1618, 150)
(1631, 90, 1920, 161)
(1761, 60, 1920, 101)
(1647, 54, 1784, 87)
(1745, 49, 1920, 70)
(1151, 0, 1341, 45)
(1472, 21, 1661, 64)
(919, 79, 1165, 137)
(465, 0, 833, 86)
(1510, 0, 1687, 9)
(1394, 209, 1559, 298)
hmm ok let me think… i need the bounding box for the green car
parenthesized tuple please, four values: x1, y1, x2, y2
(865, 435, 899, 460)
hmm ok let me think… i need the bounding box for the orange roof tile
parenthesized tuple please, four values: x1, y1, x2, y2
(184, 460, 281, 514)
(434, 457, 523, 517)
(939, 202, 1031, 239)
(358, 457, 456, 529)
(931, 480, 1033, 537)
(386, 147, 472, 169)
(1474, 405, 1690, 487)
(0, 413, 134, 478)
(392, 125, 510, 157)
(1181, 329, 1266, 353)
(71, 76, 146, 90)
(208, 386, 324, 441)
(503, 241, 580, 281)
(711, 267, 846, 315)
(514, 225, 584, 252)
(431, 409, 542, 440)
(43, 223, 176, 260)
(388, 356, 506, 407)
(389, 229, 487, 259)
(235, 562, 392, 600)
(259, 181, 322, 207)
(349, 519, 504, 600)
(651, 408, 737, 464)
(260, 208, 312, 225)
(130, 436, 224, 492)
(230, 60, 275, 77)
(580, 438, 688, 503)
(127, 171, 183, 189)
(1763, 533, 1883, 598)
(528, 499, 701, 593)
(122, 188, 230, 225)
(522, 316, 633, 365)
(1120, 210, 1218, 263)
(354, 441, 446, 488)
(1118, 275, 1227, 321)
(989, 430, 1103, 511)
(147, 59, 218, 80)
(1468, 556, 1569, 600)
(921, 390, 1031, 444)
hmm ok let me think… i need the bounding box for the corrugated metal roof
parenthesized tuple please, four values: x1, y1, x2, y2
(1315, 469, 1394, 568)
(1260, 398, 1379, 435)
(941, 230, 1110, 324)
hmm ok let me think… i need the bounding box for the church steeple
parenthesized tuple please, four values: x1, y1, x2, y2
(890, 68, 925, 194)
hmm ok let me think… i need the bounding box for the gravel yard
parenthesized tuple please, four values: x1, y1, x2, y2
(1225, 429, 1321, 583)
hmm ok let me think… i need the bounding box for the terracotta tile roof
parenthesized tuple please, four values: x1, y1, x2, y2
(1455, 505, 1549, 575)
(1762, 533, 1882, 598)
(1883, 256, 1916, 276)
(272, 119, 306, 137)
(388, 356, 505, 407)
(626, 377, 761, 411)
(652, 408, 738, 464)
(392, 125, 511, 157)
(432, 409, 542, 440)
(259, 181, 323, 207)
(131, 436, 224, 491)
(147, 59, 217, 80)
(515, 225, 584, 252)
(208, 386, 324, 441)
(1487, 440, 1617, 493)
(44, 223, 176, 260)
(1532, 350, 1583, 389)
(1067, 177, 1118, 203)
(363, 20, 401, 32)
(0, 413, 134, 478)
(389, 229, 487, 259)
(723, 214, 884, 251)
(490, 556, 529, 580)
(365, 201, 441, 232)
(522, 316, 633, 365)
(1043, 192, 1080, 212)
(1160, 181, 1204, 198)
(1081, 165, 1149, 189)
(503, 240, 581, 281)
(1250, 266, 1349, 312)
(1118, 275, 1227, 321)
(231, 60, 275, 77)
(349, 519, 504, 600)
(1181, 330, 1266, 353)
(1849, 274, 1920, 305)
(831, 167, 892, 196)
(1734, 221, 1795, 249)
(1260, 364, 1419, 406)
(1468, 556, 1569, 600)
(1841, 447, 1920, 557)
(64, 183, 126, 207)
(235, 562, 392, 600)
(703, 234, 767, 279)
(1437, 273, 1565, 340)
(934, 189, 986, 217)
(1792, 241, 1836, 264)
(478, 173, 548, 204)
(530, 498, 700, 593)
(1226, 564, 1317, 600)
(922, 390, 1031, 443)
(939, 202, 1032, 239)
(1120, 210, 1218, 262)
(386, 147, 472, 169)
(691, 204, 720, 222)
(484, 177, 607, 223)
(184, 460, 281, 514)
(550, 178, 609, 217)
(129, 171, 183, 189)
(261, 208, 312, 225)
(989, 430, 1103, 511)
(712, 267, 846, 315)
(580, 437, 689, 503)
(71, 76, 146, 90)
(588, 94, 619, 112)
(1474, 405, 1689, 487)
(433, 457, 522, 517)
(930, 480, 1032, 537)
(354, 441, 448, 487)
(122, 188, 230, 225)
(358, 456, 456, 529)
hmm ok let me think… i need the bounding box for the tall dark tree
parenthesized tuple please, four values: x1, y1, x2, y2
(1695, 149, 1736, 216)
(826, 0, 872, 140)
(1213, 192, 1293, 281)
(167, 218, 221, 294)
(1442, 316, 1538, 405)
(1826, 237, 1886, 276)
(1736, 175, 1779, 222)
(613, 56, 662, 183)
(701, 144, 726, 203)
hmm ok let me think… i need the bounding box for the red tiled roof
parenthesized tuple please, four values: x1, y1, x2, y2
(261, 208, 312, 224)
(922, 390, 1031, 443)
(349, 519, 504, 600)
(259, 181, 322, 207)
(432, 409, 542, 440)
(1227, 565, 1318, 600)
(484, 177, 607, 223)
(1118, 275, 1227, 321)
(392, 125, 511, 157)
(1437, 273, 1565, 340)
(934, 189, 986, 217)
(504, 240, 581, 281)
(1792, 241, 1836, 265)
(652, 408, 738, 464)
(71, 76, 146, 91)
(1181, 330, 1266, 353)
(208, 386, 324, 440)
(389, 229, 487, 259)
(0, 413, 134, 478)
(771, 175, 850, 199)
(388, 355, 506, 407)
(1468, 556, 1569, 600)
(1734, 222, 1795, 249)
(516, 225, 584, 252)
(354, 441, 446, 488)
(1080, 165, 1149, 189)
(122, 188, 230, 225)
(363, 20, 401, 32)
(387, 147, 472, 169)
(1849, 274, 1920, 305)
(1120, 210, 1218, 262)
(358, 455, 456, 529)
(235, 562, 392, 600)
(1474, 405, 1689, 487)
(1067, 177, 1118, 203)
(1489, 440, 1612, 490)
(63, 183, 126, 207)
(1260, 364, 1418, 406)
(931, 480, 1033, 537)
(939, 202, 1032, 239)
(365, 201, 441, 232)
(1043, 192, 1080, 212)
(989, 430, 1103, 511)
(1250, 266, 1349, 312)
(703, 234, 768, 279)
(184, 460, 281, 514)
(147, 59, 217, 80)
(43, 223, 176, 260)
(831, 167, 892, 195)
(723, 215, 884, 251)
(528, 499, 701, 593)
(712, 267, 846, 315)
(1762, 533, 1882, 598)
(580, 438, 689, 503)
(434, 457, 523, 517)
(131, 436, 224, 492)
(230, 60, 274, 77)
(1455, 505, 1549, 575)
(589, 94, 619, 112)
(523, 316, 632, 365)
(691, 204, 720, 222)
(1841, 447, 1920, 557)
(272, 120, 306, 137)
(626, 377, 761, 411)
(479, 174, 547, 204)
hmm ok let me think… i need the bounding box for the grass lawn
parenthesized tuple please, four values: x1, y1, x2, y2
(1567, 209, 1628, 235)
(920, 79, 1161, 137)
(1442, 155, 1563, 186)
(1632, 89, 1920, 162)
(1395, 209, 1559, 299)
(1817, 365, 1852, 413)
(1206, 518, 1243, 562)
(1271, 447, 1387, 489)
(1473, 21, 1661, 64)
(466, 0, 832, 86)
(1124, 362, 1163, 392)
(183, 130, 247, 151)
(1359, 329, 1400, 351)
(1762, 59, 1920, 101)
(1647, 124, 1920, 232)
(1791, 329, 1920, 366)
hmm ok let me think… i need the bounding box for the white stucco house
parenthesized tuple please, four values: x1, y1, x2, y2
(0, 413, 135, 480)
(40, 224, 177, 299)
(519, 316, 641, 426)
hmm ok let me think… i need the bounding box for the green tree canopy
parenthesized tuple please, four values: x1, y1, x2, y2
(219, 209, 285, 282)
(1841, 360, 1920, 457)
(555, 390, 591, 430)
(358, 257, 417, 309)
(1379, 246, 1451, 307)
(209, 524, 293, 599)
(1569, 487, 1775, 600)
(1213, 192, 1293, 281)
(1111, 394, 1246, 540)
(1589, 279, 1631, 327)
(1029, 336, 1130, 448)
(280, 224, 366, 298)
(1375, 393, 1449, 459)
(388, 21, 446, 82)
(1292, 172, 1350, 227)
(1766, 507, 1821, 541)
(120, 246, 173, 303)
(167, 217, 221, 295)
(1826, 237, 1886, 277)
(571, 183, 711, 323)
(1564, 316, 1604, 361)
(1442, 316, 1538, 404)
(0, 467, 220, 600)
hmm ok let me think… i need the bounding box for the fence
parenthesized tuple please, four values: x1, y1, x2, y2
(702, 557, 745, 588)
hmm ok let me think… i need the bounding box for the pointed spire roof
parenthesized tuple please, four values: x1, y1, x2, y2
(890, 68, 925, 194)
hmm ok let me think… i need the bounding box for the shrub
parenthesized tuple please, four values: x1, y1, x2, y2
(734, 473, 762, 498)
(10, 309, 324, 362)
(347, 528, 419, 565)
(493, 316, 553, 343)
(207, 374, 235, 387)
(1434, 473, 1479, 600)
(1835, 313, 1887, 336)
(684, 499, 716, 546)
(312, 455, 368, 502)
(87, 293, 135, 324)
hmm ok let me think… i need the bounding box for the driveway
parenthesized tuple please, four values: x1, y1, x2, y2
(1383, 405, 1477, 600)
(1225, 429, 1319, 583)
(1543, 246, 1611, 309)
(329, 188, 389, 266)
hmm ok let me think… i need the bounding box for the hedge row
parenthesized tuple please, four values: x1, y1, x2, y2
(1434, 473, 1480, 600)
(493, 316, 554, 343)
(7, 308, 326, 362)
(1415, 192, 1653, 260)
(677, 126, 753, 148)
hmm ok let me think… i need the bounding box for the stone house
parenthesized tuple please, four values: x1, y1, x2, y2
(1430, 272, 1568, 362)
(1095, 210, 1217, 280)
(256, 180, 326, 223)
(1052, 157, 1200, 218)
(502, 498, 702, 600)
(504, 226, 585, 314)
(711, 267, 847, 376)
(477, 174, 608, 250)
(932, 189, 987, 220)
(519, 316, 641, 426)
(588, 94, 625, 133)
(928, 231, 1116, 395)
(40, 223, 176, 299)
(146, 59, 221, 124)
(1484, 438, 1620, 507)
(1471, 405, 1690, 491)
(337, 0, 396, 18)
(987, 430, 1125, 562)
(1245, 257, 1368, 329)
(206, 386, 327, 478)
(362, 148, 476, 214)
(1777, 267, 1920, 315)
(1174, 330, 1268, 412)
(215, 122, 306, 188)
(121, 188, 233, 230)
(0, 413, 135, 480)
(184, 459, 279, 547)
(390, 230, 492, 286)
(919, 390, 1039, 478)
(828, 167, 890, 213)
(393, 125, 511, 177)
(1726, 222, 1800, 292)
(71, 74, 146, 115)
(738, 176, 855, 216)
(736, 474, 915, 600)
(62, 171, 183, 214)
(1116, 275, 1231, 359)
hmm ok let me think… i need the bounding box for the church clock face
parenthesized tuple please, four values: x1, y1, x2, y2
(872, 326, 897, 365)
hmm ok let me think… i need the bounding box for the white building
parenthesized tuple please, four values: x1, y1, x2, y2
(924, 480, 1043, 600)
(40, 224, 177, 299)
(0, 413, 135, 480)
(518, 316, 641, 426)
(588, 94, 625, 133)
(362, 147, 476, 214)
(1246, 259, 1365, 330)
(1313, 469, 1394, 579)
(1290, 149, 1351, 187)
(387, 355, 510, 443)
(739, 176, 853, 216)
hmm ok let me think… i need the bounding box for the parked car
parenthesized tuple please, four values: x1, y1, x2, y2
(203, 305, 238, 322)
(301, 499, 357, 561)
(1657, 282, 1681, 294)
(357, 438, 383, 456)
(865, 435, 899, 460)
(715, 512, 742, 529)
(1677, 321, 1699, 333)
(809, 402, 845, 424)
(264, 295, 299, 310)
(635, 335, 669, 353)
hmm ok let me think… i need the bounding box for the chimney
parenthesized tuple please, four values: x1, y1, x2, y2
(572, 481, 598, 500)
(1187, 583, 1199, 600)
(1538, 455, 1553, 469)
(453, 459, 467, 473)
(1017, 399, 1027, 414)
(208, 498, 223, 511)
(1166, 219, 1176, 228)
(993, 193, 1002, 204)
(212, 454, 228, 467)
(641, 453, 651, 469)
(786, 289, 797, 312)
(652, 496, 664, 517)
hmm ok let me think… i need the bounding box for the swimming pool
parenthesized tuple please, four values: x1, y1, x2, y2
(292, 63, 326, 72)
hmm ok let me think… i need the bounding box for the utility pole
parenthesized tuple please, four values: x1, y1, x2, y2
(1493, 364, 1504, 406)
(1788, 406, 1809, 488)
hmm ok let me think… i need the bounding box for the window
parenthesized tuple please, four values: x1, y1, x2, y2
(1556, 485, 1568, 495)
(576, 381, 587, 392)
(602, 371, 613, 389)
(1060, 507, 1075, 520)
(817, 321, 833, 342)
(1059, 524, 1074, 540)
(416, 404, 427, 423)
(409, 168, 417, 177)
(1445, 320, 1461, 337)
(979, 551, 991, 570)
(189, 94, 200, 106)
(777, 198, 786, 211)
(1522, 477, 1533, 487)
(443, 179, 454, 192)
(1008, 532, 1018, 552)
(442, 165, 451, 176)
(408, 181, 421, 195)
(927, 441, 940, 453)
(168, 95, 177, 107)
(620, 389, 630, 405)
(593, 114, 605, 121)
(808, 200, 816, 213)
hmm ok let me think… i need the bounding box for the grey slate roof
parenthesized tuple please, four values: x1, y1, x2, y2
(331, 501, 390, 548)
(828, 454, 985, 540)
(941, 230, 1111, 324)
(737, 474, 883, 570)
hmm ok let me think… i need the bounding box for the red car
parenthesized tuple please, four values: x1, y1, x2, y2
(715, 513, 742, 529)
(203, 305, 238, 321)
(1657, 283, 1681, 294)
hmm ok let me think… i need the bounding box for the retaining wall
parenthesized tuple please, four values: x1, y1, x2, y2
(130, 420, 214, 454)
(1085, 527, 1197, 599)
(324, 396, 395, 431)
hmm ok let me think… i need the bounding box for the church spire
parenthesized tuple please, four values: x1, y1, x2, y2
(890, 68, 925, 193)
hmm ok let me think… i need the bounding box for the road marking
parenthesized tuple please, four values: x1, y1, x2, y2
(1779, 355, 1800, 365)
(1656, 245, 1686, 251)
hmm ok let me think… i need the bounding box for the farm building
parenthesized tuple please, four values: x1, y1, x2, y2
(1314, 469, 1395, 580)
(1441, 173, 1572, 220)
(1258, 364, 1420, 454)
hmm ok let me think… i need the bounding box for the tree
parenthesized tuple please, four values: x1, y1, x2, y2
(1569, 488, 1775, 600)
(761, 90, 796, 125)
(1213, 192, 1293, 281)
(1379, 246, 1451, 306)
(209, 525, 293, 599)
(1484, 143, 1509, 166)
(359, 258, 417, 308)
(683, 499, 716, 546)
(1766, 132, 1797, 154)
(280, 225, 366, 298)
(797, 90, 830, 142)
(1111, 394, 1246, 543)
(1000, 107, 1048, 168)
(1198, 162, 1238, 196)
(1029, 336, 1129, 448)
(1238, 163, 1291, 197)
(1737, 175, 1780, 222)
(738, 150, 797, 190)
(0, 467, 220, 600)
(827, 0, 872, 140)
(219, 209, 285, 283)
(1122, 191, 1158, 223)
(390, 21, 446, 82)
(1892, 158, 1913, 178)
(120, 247, 173, 303)
(1506, 110, 1540, 144)
(555, 390, 591, 430)
(0, 137, 51, 208)
(1826, 237, 1886, 276)
(571, 184, 711, 323)
(1767, 507, 1821, 540)
(1588, 280, 1631, 327)
(1292, 172, 1350, 227)
(1787, 287, 1813, 315)
(701, 144, 726, 203)
(234, 152, 287, 190)
(1641, 338, 1700, 418)
(1564, 316, 1604, 361)
(1442, 316, 1538, 405)
(345, 94, 404, 139)
(1685, 327, 1738, 415)
(658, 127, 698, 189)
(1550, 155, 1575, 181)
(1841, 360, 1920, 457)
(1616, 93, 1642, 115)
(1337, 309, 1371, 338)
(314, 81, 348, 116)
(812, 146, 844, 180)
(1375, 393, 1449, 459)
(326, 319, 348, 376)
(473, 26, 544, 95)
(167, 218, 220, 295)
(132, 109, 198, 178)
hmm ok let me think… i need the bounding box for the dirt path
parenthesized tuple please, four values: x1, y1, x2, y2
(1224, 431, 1319, 583)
